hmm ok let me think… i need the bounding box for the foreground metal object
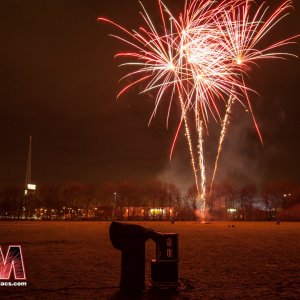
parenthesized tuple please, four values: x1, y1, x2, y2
(109, 222, 179, 292)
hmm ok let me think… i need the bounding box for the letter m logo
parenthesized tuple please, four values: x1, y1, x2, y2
(0, 246, 26, 280)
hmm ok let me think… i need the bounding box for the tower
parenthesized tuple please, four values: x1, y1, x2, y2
(24, 135, 36, 218)
(25, 135, 32, 190)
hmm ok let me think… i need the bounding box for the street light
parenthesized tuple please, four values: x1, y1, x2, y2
(113, 192, 117, 220)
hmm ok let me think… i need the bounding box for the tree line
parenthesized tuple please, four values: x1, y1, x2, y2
(0, 179, 299, 221)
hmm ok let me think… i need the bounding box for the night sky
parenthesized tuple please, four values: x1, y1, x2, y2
(0, 0, 299, 191)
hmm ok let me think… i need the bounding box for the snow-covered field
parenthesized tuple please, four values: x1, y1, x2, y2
(0, 221, 299, 299)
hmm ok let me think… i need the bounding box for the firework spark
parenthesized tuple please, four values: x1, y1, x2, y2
(209, 94, 235, 198)
(99, 0, 298, 220)
(207, 0, 299, 194)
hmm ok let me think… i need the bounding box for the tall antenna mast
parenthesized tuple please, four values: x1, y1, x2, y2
(24, 135, 36, 219)
(25, 135, 32, 187)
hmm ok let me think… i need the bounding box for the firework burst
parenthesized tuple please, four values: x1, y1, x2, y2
(99, 0, 298, 220)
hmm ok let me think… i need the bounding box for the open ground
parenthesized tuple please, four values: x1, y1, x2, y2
(0, 221, 299, 299)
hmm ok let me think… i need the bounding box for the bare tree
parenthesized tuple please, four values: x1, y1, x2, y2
(144, 180, 160, 208)
(186, 184, 198, 220)
(82, 184, 96, 218)
(0, 186, 23, 219)
(60, 183, 86, 219)
(38, 185, 61, 219)
(166, 183, 181, 219)
(210, 181, 236, 220)
(262, 180, 298, 220)
(98, 182, 116, 207)
(117, 181, 139, 220)
(240, 183, 256, 220)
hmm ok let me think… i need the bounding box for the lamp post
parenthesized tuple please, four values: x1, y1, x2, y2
(113, 192, 117, 220)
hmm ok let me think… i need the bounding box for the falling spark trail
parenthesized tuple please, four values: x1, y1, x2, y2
(196, 108, 206, 218)
(209, 95, 235, 198)
(179, 95, 200, 194)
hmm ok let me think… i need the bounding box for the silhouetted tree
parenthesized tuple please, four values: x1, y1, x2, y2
(186, 184, 198, 220)
(60, 183, 86, 219)
(240, 183, 256, 220)
(117, 181, 139, 220)
(166, 183, 181, 219)
(38, 186, 61, 219)
(210, 181, 236, 219)
(98, 182, 116, 207)
(261, 180, 288, 219)
(0, 186, 23, 218)
(82, 184, 96, 218)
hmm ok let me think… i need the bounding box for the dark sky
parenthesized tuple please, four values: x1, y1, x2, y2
(0, 0, 299, 191)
